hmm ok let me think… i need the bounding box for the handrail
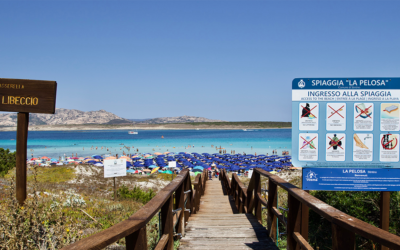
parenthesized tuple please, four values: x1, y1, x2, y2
(63, 169, 208, 250)
(220, 168, 400, 250)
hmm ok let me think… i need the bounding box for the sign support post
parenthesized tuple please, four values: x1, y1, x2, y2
(16, 112, 29, 205)
(114, 177, 117, 201)
(103, 159, 126, 201)
(380, 191, 390, 250)
(0, 78, 57, 205)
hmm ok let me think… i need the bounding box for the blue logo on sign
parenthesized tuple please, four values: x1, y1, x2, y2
(306, 170, 318, 181)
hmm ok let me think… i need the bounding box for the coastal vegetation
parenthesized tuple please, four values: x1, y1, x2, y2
(0, 165, 172, 249)
(0, 148, 16, 177)
(181, 121, 291, 128)
(118, 185, 156, 204)
(308, 190, 400, 249)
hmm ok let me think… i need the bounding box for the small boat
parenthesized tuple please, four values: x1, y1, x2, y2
(129, 124, 139, 134)
(243, 129, 247, 131)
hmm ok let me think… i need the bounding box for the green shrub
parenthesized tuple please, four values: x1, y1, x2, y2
(308, 191, 400, 249)
(118, 185, 156, 204)
(0, 148, 16, 177)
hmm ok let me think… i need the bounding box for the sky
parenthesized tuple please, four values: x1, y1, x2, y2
(1, 0, 399, 122)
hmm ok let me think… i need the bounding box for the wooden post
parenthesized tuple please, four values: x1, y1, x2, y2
(125, 226, 147, 249)
(332, 223, 355, 250)
(175, 179, 185, 236)
(114, 177, 116, 201)
(184, 175, 191, 224)
(267, 177, 277, 238)
(301, 192, 310, 242)
(254, 172, 262, 222)
(161, 195, 174, 250)
(380, 191, 390, 250)
(287, 193, 301, 250)
(16, 112, 29, 205)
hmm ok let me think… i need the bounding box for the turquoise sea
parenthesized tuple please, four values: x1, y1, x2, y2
(0, 129, 291, 158)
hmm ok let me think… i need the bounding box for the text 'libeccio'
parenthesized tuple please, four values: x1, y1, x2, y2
(1, 96, 39, 105)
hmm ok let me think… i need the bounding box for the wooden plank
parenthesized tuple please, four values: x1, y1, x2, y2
(293, 232, 313, 250)
(0, 78, 57, 114)
(179, 176, 279, 250)
(272, 206, 287, 228)
(154, 234, 169, 250)
(16, 112, 28, 205)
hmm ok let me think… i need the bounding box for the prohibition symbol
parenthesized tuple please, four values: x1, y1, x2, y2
(327, 136, 344, 150)
(381, 134, 398, 150)
(355, 105, 373, 119)
(300, 136, 317, 149)
(301, 104, 317, 118)
(328, 105, 345, 119)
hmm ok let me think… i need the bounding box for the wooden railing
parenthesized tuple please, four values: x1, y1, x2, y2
(220, 168, 400, 250)
(62, 169, 208, 250)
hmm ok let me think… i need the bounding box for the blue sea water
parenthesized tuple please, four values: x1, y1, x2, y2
(0, 129, 291, 158)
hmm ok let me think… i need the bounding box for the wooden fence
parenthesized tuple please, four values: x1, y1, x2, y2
(62, 169, 208, 250)
(220, 168, 400, 250)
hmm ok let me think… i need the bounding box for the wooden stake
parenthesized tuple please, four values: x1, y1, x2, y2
(114, 177, 117, 201)
(16, 112, 29, 205)
(380, 191, 390, 250)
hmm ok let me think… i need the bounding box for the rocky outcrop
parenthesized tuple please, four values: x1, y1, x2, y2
(0, 108, 132, 126)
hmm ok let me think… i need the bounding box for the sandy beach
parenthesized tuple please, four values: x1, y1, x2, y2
(0, 123, 291, 131)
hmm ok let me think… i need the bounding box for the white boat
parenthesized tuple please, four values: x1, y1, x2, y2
(129, 131, 138, 134)
(243, 129, 247, 131)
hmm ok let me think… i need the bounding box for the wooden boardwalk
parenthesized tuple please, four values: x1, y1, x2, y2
(179, 178, 278, 250)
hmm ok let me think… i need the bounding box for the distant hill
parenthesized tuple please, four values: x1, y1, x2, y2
(0, 108, 132, 126)
(135, 115, 225, 124)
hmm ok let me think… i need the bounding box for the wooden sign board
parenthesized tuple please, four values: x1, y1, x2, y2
(0, 78, 57, 114)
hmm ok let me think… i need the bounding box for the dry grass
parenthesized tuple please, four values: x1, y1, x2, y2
(0, 166, 174, 249)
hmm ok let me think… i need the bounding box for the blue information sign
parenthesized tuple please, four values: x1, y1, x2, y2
(292, 78, 400, 191)
(303, 168, 400, 191)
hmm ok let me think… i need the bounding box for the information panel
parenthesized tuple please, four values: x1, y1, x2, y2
(104, 159, 127, 178)
(292, 78, 400, 191)
(303, 168, 400, 191)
